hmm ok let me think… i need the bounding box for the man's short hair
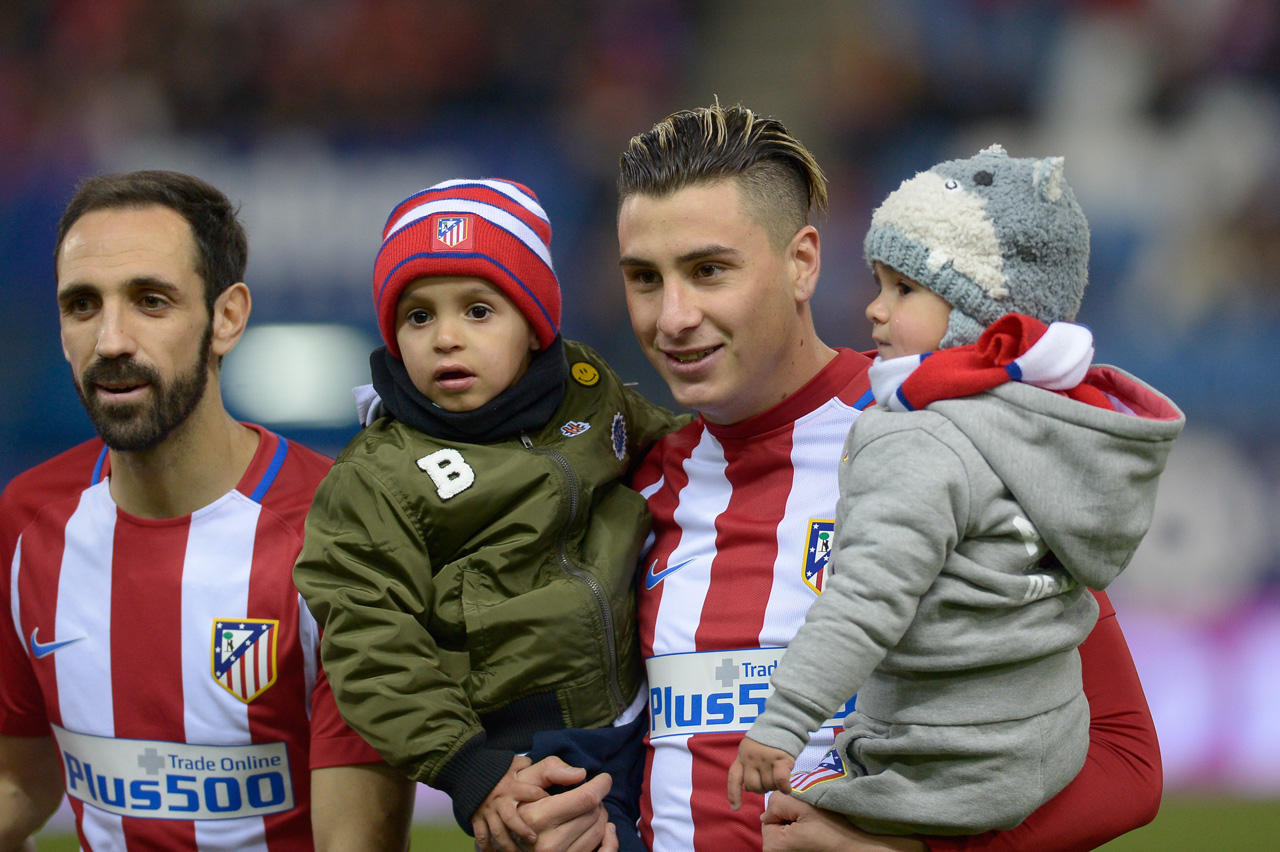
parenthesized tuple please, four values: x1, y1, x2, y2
(54, 170, 248, 315)
(617, 102, 828, 249)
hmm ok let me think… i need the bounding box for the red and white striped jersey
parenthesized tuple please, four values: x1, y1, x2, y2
(633, 349, 874, 852)
(0, 426, 382, 852)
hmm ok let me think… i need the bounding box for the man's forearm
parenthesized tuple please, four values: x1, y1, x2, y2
(0, 735, 64, 852)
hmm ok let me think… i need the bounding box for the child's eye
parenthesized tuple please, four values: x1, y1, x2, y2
(896, 281, 913, 297)
(466, 304, 493, 320)
(406, 308, 432, 325)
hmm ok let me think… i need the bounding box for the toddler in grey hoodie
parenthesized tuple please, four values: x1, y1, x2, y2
(727, 145, 1184, 835)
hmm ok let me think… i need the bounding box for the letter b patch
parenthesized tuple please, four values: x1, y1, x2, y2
(417, 449, 475, 499)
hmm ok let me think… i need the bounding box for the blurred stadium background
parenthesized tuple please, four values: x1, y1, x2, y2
(2, 0, 1278, 848)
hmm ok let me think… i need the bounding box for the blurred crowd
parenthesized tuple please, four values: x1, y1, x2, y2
(3, 1, 1280, 621)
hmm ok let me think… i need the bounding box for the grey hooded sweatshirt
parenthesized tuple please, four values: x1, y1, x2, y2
(745, 362, 1183, 834)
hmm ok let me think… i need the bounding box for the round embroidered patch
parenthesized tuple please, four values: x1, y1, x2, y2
(571, 362, 600, 386)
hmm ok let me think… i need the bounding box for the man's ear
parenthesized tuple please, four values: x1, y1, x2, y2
(210, 282, 251, 359)
(788, 225, 821, 305)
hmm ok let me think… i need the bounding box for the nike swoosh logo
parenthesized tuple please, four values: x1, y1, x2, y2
(29, 628, 86, 660)
(645, 557, 697, 591)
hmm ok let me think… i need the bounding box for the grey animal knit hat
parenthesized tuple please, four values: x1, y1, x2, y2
(864, 144, 1091, 348)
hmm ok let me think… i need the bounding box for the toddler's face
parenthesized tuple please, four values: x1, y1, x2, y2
(866, 262, 952, 360)
(394, 276, 539, 412)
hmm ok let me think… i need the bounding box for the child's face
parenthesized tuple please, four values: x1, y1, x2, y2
(394, 276, 539, 412)
(866, 262, 953, 359)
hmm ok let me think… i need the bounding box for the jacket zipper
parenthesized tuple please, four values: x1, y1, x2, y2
(520, 433, 626, 713)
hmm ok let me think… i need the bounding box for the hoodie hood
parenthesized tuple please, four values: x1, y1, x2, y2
(932, 361, 1182, 590)
(870, 314, 1184, 589)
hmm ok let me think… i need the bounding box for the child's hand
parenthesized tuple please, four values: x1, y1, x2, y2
(727, 736, 795, 810)
(472, 755, 551, 852)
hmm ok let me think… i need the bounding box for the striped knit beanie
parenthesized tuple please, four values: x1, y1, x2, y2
(372, 178, 561, 358)
(865, 144, 1090, 349)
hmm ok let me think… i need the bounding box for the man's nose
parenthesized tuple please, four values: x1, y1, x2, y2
(94, 302, 138, 359)
(656, 281, 702, 339)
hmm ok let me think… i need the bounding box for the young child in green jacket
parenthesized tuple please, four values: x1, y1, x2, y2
(294, 178, 683, 852)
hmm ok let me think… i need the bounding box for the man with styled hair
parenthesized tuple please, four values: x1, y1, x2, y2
(0, 170, 414, 852)
(615, 102, 1161, 852)
(513, 102, 1161, 852)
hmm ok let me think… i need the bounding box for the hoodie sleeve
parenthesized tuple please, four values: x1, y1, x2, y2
(748, 422, 968, 754)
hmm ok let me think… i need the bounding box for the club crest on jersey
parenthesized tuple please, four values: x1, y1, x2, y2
(432, 214, 473, 250)
(804, 519, 835, 593)
(610, 412, 627, 461)
(790, 747, 849, 793)
(561, 420, 591, 437)
(211, 619, 278, 703)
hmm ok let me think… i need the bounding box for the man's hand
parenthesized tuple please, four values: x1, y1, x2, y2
(509, 756, 617, 852)
(729, 735, 795, 810)
(761, 793, 927, 852)
(472, 756, 551, 852)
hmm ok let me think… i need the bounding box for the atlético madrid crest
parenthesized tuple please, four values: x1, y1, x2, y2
(790, 746, 849, 793)
(432, 214, 473, 250)
(803, 519, 835, 593)
(212, 619, 278, 703)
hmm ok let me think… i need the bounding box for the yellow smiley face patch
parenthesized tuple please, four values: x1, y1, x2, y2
(571, 362, 600, 387)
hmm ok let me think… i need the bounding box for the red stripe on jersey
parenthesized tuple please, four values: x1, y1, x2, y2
(248, 498, 312, 852)
(694, 429, 795, 650)
(8, 497, 79, 732)
(635, 421, 704, 660)
(637, 735, 657, 851)
(110, 515, 198, 850)
(690, 734, 766, 849)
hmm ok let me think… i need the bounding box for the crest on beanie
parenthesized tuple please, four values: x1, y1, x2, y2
(433, 215, 473, 250)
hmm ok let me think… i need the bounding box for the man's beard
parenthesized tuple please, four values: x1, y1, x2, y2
(75, 324, 213, 453)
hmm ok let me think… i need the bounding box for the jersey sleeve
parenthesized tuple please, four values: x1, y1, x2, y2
(0, 489, 51, 736)
(307, 657, 384, 769)
(923, 591, 1161, 852)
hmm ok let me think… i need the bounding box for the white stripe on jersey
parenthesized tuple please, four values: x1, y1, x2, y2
(648, 429, 731, 656)
(184, 492, 269, 852)
(759, 397, 859, 648)
(55, 483, 125, 849)
(649, 734, 696, 852)
(80, 812, 126, 852)
(182, 492, 259, 744)
(297, 595, 319, 720)
(56, 483, 117, 736)
(8, 538, 21, 648)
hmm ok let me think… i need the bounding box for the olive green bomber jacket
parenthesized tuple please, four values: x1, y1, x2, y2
(293, 341, 685, 816)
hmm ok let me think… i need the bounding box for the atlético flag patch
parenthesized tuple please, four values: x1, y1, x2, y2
(212, 619, 278, 703)
(432, 214, 474, 250)
(803, 519, 835, 593)
(791, 747, 849, 793)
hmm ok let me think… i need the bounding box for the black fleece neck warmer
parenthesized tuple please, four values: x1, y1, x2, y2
(370, 337, 568, 443)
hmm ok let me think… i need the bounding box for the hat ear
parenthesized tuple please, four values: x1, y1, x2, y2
(1033, 156, 1066, 203)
